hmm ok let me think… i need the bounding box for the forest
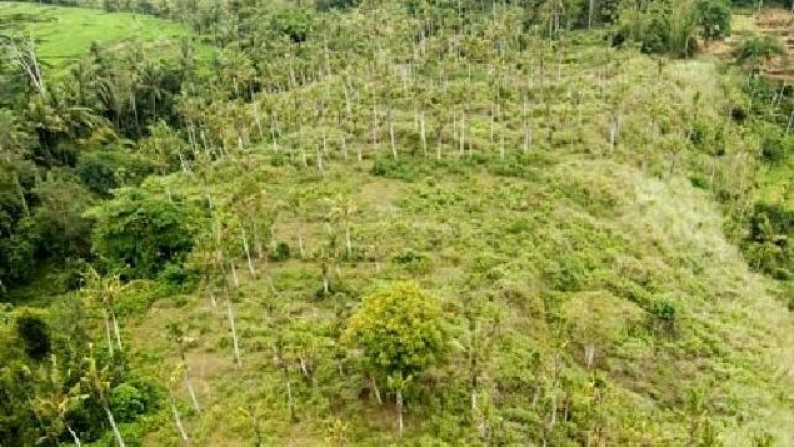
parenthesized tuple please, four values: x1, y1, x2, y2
(1, 0, 793, 445)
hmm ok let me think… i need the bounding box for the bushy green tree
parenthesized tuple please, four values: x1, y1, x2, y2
(86, 185, 198, 279)
(695, 0, 731, 41)
(344, 282, 447, 382)
(110, 383, 147, 422)
(343, 282, 447, 437)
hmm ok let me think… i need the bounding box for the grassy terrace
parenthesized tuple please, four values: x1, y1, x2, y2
(0, 2, 192, 65)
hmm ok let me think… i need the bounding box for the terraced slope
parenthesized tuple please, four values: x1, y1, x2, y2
(0, 2, 192, 66)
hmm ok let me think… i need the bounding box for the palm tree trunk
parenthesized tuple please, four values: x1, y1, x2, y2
(230, 261, 239, 288)
(249, 405, 264, 447)
(184, 366, 201, 412)
(208, 288, 217, 308)
(588, 0, 594, 28)
(322, 262, 331, 295)
(396, 389, 404, 438)
(459, 111, 466, 156)
(130, 90, 140, 137)
(271, 112, 279, 153)
(253, 103, 264, 140)
(226, 297, 242, 367)
(345, 226, 352, 259)
(103, 310, 114, 358)
(372, 99, 379, 155)
(281, 358, 296, 422)
(242, 227, 255, 277)
(389, 109, 397, 160)
(372, 376, 382, 404)
(111, 309, 122, 351)
(104, 402, 126, 447)
(169, 392, 190, 444)
(297, 221, 305, 258)
(13, 173, 30, 217)
(66, 424, 82, 447)
(420, 110, 427, 157)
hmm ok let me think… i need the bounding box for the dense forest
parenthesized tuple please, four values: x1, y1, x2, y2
(1, 0, 793, 445)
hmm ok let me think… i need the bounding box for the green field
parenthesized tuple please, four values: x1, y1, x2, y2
(0, 2, 192, 65)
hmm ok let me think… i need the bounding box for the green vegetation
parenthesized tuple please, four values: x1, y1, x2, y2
(735, 33, 786, 66)
(615, 0, 732, 56)
(1, 0, 794, 446)
(0, 2, 193, 65)
(343, 282, 447, 437)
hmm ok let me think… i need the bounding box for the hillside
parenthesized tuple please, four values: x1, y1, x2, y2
(124, 53, 794, 446)
(1, 1, 793, 446)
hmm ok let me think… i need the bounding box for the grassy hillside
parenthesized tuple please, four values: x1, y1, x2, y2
(113, 46, 794, 445)
(2, 1, 794, 446)
(0, 2, 192, 65)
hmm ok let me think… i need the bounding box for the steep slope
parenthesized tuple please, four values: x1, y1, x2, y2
(114, 52, 794, 445)
(3, 2, 793, 446)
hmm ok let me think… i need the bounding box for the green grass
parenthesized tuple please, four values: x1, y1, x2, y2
(0, 2, 194, 66)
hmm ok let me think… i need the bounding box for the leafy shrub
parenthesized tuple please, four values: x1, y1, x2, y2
(507, 217, 533, 235)
(730, 106, 748, 123)
(690, 173, 709, 189)
(650, 299, 677, 323)
(735, 35, 785, 66)
(761, 138, 789, 164)
(392, 250, 431, 274)
(270, 241, 291, 262)
(544, 255, 593, 292)
(271, 10, 312, 43)
(758, 125, 794, 164)
(108, 422, 147, 447)
(748, 203, 793, 243)
(159, 262, 200, 287)
(15, 311, 51, 360)
(744, 203, 794, 278)
(371, 157, 424, 181)
(110, 383, 147, 422)
(115, 279, 175, 315)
